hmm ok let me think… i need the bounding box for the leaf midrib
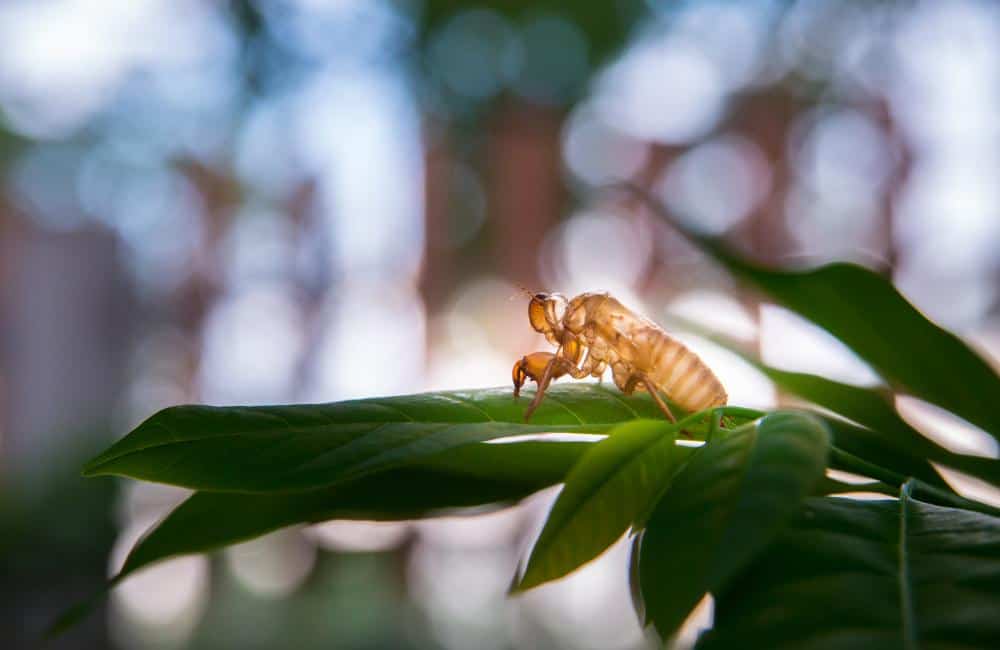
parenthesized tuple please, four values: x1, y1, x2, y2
(83, 419, 620, 475)
(522, 426, 676, 587)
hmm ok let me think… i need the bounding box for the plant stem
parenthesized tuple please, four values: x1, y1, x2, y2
(831, 447, 1000, 517)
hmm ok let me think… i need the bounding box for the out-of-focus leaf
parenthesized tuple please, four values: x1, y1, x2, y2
(83, 385, 669, 492)
(48, 439, 596, 639)
(779, 373, 997, 487)
(421, 1, 636, 81)
(697, 487, 1000, 649)
(635, 186, 1000, 443)
(628, 533, 645, 625)
(812, 475, 896, 497)
(118, 440, 595, 580)
(827, 446, 1000, 518)
(637, 412, 830, 638)
(704, 251, 1000, 443)
(819, 416, 950, 488)
(673, 318, 960, 489)
(674, 322, 998, 488)
(791, 374, 998, 486)
(515, 420, 681, 591)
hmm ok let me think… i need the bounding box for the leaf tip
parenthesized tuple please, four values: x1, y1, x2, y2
(507, 563, 550, 596)
(80, 461, 104, 478)
(505, 570, 525, 597)
(42, 594, 103, 643)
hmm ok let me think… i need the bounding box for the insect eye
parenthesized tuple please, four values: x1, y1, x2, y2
(528, 297, 549, 333)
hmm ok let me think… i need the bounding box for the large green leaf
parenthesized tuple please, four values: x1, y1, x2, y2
(740, 361, 979, 485)
(678, 324, 998, 488)
(826, 444, 1000, 519)
(634, 186, 1000, 443)
(119, 440, 595, 580)
(820, 417, 949, 489)
(666, 320, 955, 489)
(47, 439, 595, 639)
(762, 371, 998, 486)
(83, 385, 668, 493)
(716, 254, 1000, 442)
(698, 486, 1000, 649)
(637, 411, 830, 639)
(515, 419, 682, 591)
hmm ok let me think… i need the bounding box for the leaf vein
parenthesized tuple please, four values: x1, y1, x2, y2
(591, 384, 642, 419)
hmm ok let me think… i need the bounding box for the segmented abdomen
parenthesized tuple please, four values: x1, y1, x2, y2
(643, 329, 727, 412)
(578, 292, 727, 412)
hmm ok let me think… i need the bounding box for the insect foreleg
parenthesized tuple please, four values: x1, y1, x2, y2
(523, 353, 560, 421)
(521, 344, 591, 421)
(513, 352, 570, 398)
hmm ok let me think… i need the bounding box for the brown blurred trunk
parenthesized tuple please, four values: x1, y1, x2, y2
(728, 90, 800, 265)
(420, 121, 458, 312)
(0, 209, 130, 468)
(487, 99, 564, 290)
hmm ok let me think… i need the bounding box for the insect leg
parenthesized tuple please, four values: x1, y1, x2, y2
(513, 352, 567, 399)
(618, 370, 680, 425)
(569, 346, 600, 380)
(643, 378, 699, 439)
(523, 341, 594, 420)
(523, 353, 561, 421)
(642, 381, 677, 423)
(612, 362, 632, 393)
(622, 373, 646, 395)
(512, 361, 528, 398)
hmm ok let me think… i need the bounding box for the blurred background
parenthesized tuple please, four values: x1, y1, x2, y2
(2, 0, 999, 648)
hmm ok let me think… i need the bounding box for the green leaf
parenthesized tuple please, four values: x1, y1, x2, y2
(515, 419, 682, 591)
(737, 361, 962, 486)
(777, 373, 998, 487)
(720, 257, 1000, 442)
(637, 411, 830, 639)
(672, 323, 998, 488)
(83, 385, 667, 492)
(47, 439, 594, 640)
(118, 439, 594, 580)
(812, 474, 897, 498)
(698, 487, 1000, 649)
(628, 533, 645, 624)
(820, 417, 951, 489)
(635, 187, 1000, 443)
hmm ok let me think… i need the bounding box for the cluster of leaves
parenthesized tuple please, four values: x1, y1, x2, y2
(54, 203, 1000, 647)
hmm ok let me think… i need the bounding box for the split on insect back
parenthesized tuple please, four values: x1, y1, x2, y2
(511, 291, 728, 425)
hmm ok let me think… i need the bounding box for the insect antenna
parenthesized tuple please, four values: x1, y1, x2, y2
(509, 284, 539, 301)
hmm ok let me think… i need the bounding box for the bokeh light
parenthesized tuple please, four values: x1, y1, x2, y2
(659, 134, 772, 235)
(3, 0, 1000, 647)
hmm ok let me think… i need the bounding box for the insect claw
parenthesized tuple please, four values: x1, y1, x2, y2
(512, 358, 527, 399)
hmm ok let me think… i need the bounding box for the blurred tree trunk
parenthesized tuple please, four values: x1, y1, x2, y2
(0, 212, 130, 473)
(488, 99, 564, 290)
